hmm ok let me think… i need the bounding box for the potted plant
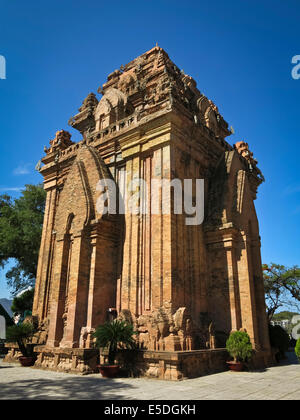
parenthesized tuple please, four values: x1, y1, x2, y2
(93, 319, 137, 378)
(226, 330, 253, 371)
(6, 322, 35, 366)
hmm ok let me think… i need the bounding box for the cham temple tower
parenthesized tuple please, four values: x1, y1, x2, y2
(29, 46, 272, 379)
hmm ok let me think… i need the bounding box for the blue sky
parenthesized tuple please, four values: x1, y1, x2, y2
(0, 0, 299, 299)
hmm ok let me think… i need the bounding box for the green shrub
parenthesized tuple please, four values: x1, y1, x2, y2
(93, 320, 137, 365)
(6, 322, 34, 357)
(226, 330, 253, 363)
(11, 288, 34, 317)
(268, 324, 290, 359)
(295, 338, 300, 361)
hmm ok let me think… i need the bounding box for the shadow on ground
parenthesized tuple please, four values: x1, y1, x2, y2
(249, 351, 299, 374)
(0, 352, 298, 400)
(0, 370, 136, 400)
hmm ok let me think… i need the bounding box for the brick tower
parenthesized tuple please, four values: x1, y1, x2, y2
(29, 47, 272, 378)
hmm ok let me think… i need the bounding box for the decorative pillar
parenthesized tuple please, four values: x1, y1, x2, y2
(59, 230, 90, 348)
(33, 184, 58, 322)
(46, 232, 71, 347)
(120, 155, 141, 316)
(249, 236, 271, 351)
(224, 239, 242, 331)
(236, 234, 260, 349)
(85, 233, 97, 347)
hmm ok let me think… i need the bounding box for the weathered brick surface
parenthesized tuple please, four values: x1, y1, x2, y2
(31, 47, 272, 378)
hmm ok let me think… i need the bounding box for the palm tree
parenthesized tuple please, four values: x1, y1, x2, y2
(93, 320, 137, 365)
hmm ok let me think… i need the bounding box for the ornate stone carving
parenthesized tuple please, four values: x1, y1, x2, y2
(94, 88, 128, 130)
(32, 318, 49, 345)
(79, 92, 98, 112)
(132, 306, 194, 351)
(235, 141, 258, 168)
(79, 327, 95, 349)
(234, 141, 265, 198)
(206, 322, 216, 349)
(45, 130, 74, 154)
(68, 93, 99, 136)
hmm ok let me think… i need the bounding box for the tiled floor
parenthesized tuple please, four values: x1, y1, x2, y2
(0, 352, 299, 400)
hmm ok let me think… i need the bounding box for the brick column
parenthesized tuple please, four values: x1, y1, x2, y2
(33, 183, 58, 322)
(84, 226, 118, 346)
(46, 233, 70, 347)
(120, 156, 141, 316)
(249, 237, 271, 351)
(224, 241, 242, 331)
(236, 234, 260, 349)
(59, 230, 90, 348)
(86, 234, 97, 331)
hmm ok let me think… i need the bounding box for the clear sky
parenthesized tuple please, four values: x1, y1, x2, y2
(0, 0, 299, 299)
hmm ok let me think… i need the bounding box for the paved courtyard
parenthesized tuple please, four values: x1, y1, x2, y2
(0, 352, 299, 400)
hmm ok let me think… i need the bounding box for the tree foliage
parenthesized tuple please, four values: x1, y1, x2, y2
(0, 184, 46, 295)
(272, 311, 299, 321)
(263, 263, 300, 320)
(11, 288, 35, 315)
(268, 324, 290, 360)
(6, 322, 34, 357)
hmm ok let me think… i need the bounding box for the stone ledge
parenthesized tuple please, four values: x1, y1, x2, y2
(114, 348, 229, 380)
(3, 343, 273, 380)
(33, 346, 99, 375)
